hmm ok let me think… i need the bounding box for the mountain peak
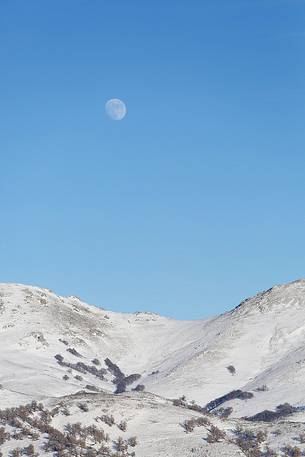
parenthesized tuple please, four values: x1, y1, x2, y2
(234, 278, 305, 315)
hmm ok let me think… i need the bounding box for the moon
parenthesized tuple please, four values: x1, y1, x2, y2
(105, 98, 127, 120)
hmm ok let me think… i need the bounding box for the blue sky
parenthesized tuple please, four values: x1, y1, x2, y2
(1, 1, 304, 319)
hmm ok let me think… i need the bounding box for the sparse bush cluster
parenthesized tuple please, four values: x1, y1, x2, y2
(56, 353, 143, 395)
(172, 396, 207, 414)
(0, 401, 138, 457)
(118, 420, 127, 432)
(115, 374, 141, 394)
(226, 365, 236, 375)
(96, 414, 115, 427)
(59, 338, 69, 346)
(148, 370, 159, 376)
(85, 384, 100, 392)
(113, 436, 137, 455)
(104, 357, 142, 394)
(78, 402, 89, 412)
(182, 416, 211, 433)
(65, 422, 110, 443)
(0, 426, 10, 444)
(233, 426, 267, 455)
(104, 358, 125, 380)
(246, 403, 297, 422)
(205, 389, 254, 412)
(67, 347, 83, 357)
(214, 406, 233, 419)
(206, 425, 227, 443)
(282, 444, 302, 457)
(132, 384, 145, 392)
(9, 445, 38, 457)
(92, 358, 101, 366)
(255, 384, 268, 392)
(55, 354, 107, 380)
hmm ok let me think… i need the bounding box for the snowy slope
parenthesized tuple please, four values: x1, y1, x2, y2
(1, 280, 305, 419)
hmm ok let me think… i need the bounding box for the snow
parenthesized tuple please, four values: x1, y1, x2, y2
(1, 280, 305, 455)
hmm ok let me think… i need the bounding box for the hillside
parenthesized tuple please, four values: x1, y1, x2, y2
(1, 280, 305, 456)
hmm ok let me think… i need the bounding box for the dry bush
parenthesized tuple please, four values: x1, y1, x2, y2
(233, 426, 267, 456)
(98, 415, 115, 427)
(10, 448, 22, 457)
(264, 447, 278, 457)
(114, 436, 128, 452)
(226, 365, 236, 375)
(298, 432, 305, 443)
(132, 384, 145, 392)
(118, 420, 127, 432)
(282, 445, 302, 457)
(255, 385, 268, 392)
(215, 407, 233, 419)
(92, 358, 101, 365)
(206, 425, 227, 443)
(128, 436, 138, 447)
(67, 347, 82, 357)
(205, 390, 253, 412)
(85, 384, 99, 392)
(182, 416, 210, 433)
(0, 426, 10, 444)
(78, 403, 89, 412)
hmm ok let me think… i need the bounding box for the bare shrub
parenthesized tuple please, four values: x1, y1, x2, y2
(23, 444, 36, 456)
(132, 384, 145, 392)
(0, 427, 9, 444)
(59, 339, 69, 346)
(173, 399, 183, 407)
(115, 381, 127, 394)
(128, 436, 138, 447)
(182, 416, 210, 433)
(282, 445, 302, 457)
(182, 419, 195, 433)
(255, 385, 268, 392)
(247, 403, 296, 422)
(226, 365, 236, 375)
(67, 347, 82, 357)
(78, 403, 89, 412)
(123, 374, 141, 386)
(233, 426, 267, 456)
(264, 447, 278, 457)
(55, 354, 64, 363)
(85, 384, 99, 392)
(114, 436, 127, 452)
(205, 390, 253, 412)
(98, 415, 115, 427)
(206, 425, 227, 443)
(298, 432, 305, 443)
(215, 407, 233, 419)
(10, 448, 22, 457)
(104, 358, 124, 380)
(118, 420, 127, 432)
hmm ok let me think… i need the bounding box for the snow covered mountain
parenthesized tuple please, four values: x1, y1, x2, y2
(2, 280, 305, 414)
(1, 280, 305, 456)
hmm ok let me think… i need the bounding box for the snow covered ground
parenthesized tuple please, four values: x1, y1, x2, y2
(1, 280, 305, 455)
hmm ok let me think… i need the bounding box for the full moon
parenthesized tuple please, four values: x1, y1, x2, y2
(105, 98, 127, 120)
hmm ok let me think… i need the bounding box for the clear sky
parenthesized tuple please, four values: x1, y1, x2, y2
(1, 1, 305, 319)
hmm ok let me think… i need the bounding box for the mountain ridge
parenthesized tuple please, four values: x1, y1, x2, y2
(1, 279, 305, 417)
(2, 280, 305, 456)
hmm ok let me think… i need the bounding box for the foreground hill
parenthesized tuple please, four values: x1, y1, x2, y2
(1, 280, 305, 456)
